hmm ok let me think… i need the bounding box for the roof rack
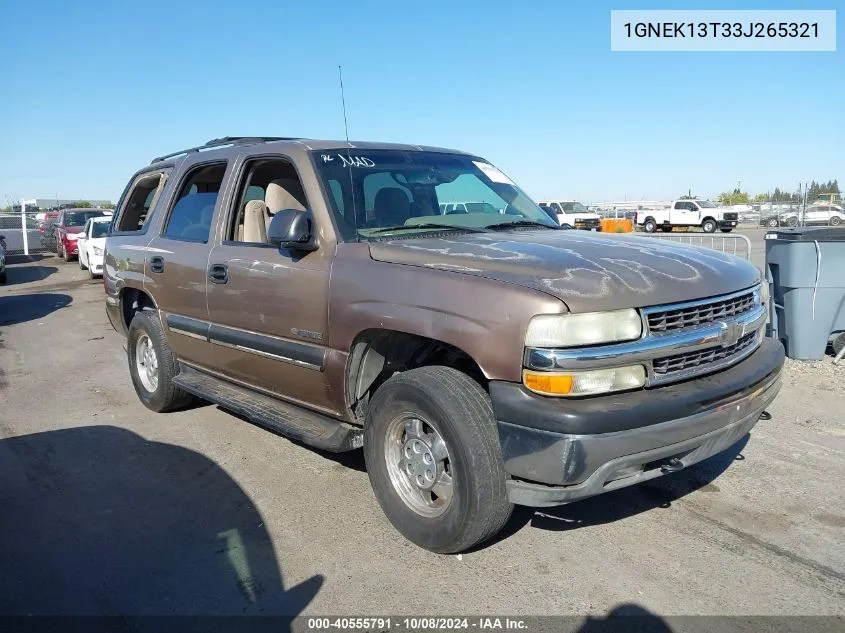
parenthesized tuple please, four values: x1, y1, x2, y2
(150, 136, 302, 164)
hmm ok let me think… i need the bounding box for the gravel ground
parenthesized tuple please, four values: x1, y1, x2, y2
(0, 246, 843, 620)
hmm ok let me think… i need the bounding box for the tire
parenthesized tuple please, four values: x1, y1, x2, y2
(364, 366, 513, 554)
(787, 216, 798, 227)
(831, 216, 841, 226)
(643, 218, 657, 233)
(833, 333, 845, 357)
(127, 310, 194, 412)
(720, 228, 733, 233)
(79, 251, 87, 270)
(660, 225, 672, 232)
(0, 270, 6, 284)
(57, 241, 64, 259)
(702, 218, 717, 233)
(767, 218, 779, 227)
(64, 245, 73, 262)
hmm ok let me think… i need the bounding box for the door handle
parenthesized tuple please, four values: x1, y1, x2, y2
(208, 263, 228, 284)
(149, 256, 164, 273)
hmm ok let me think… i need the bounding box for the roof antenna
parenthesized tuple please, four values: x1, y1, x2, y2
(338, 65, 360, 240)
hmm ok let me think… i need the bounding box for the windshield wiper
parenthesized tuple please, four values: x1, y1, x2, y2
(484, 220, 561, 231)
(366, 223, 489, 235)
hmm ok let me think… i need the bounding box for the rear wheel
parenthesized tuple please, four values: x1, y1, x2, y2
(767, 218, 779, 227)
(660, 225, 673, 232)
(833, 333, 845, 357)
(0, 270, 6, 284)
(127, 311, 194, 412)
(720, 228, 733, 233)
(702, 218, 717, 233)
(643, 218, 657, 233)
(830, 216, 841, 226)
(364, 366, 513, 554)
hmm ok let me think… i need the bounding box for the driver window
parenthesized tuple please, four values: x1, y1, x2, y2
(228, 158, 308, 244)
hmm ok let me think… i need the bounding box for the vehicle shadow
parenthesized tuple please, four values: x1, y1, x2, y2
(3, 254, 53, 265)
(572, 604, 674, 633)
(0, 293, 72, 326)
(0, 426, 322, 626)
(491, 434, 750, 545)
(1, 264, 58, 286)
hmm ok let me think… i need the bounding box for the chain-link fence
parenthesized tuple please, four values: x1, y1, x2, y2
(0, 211, 53, 256)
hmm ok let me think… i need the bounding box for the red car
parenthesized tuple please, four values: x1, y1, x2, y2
(54, 209, 112, 261)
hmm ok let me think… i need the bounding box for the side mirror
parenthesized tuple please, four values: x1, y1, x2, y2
(267, 209, 317, 251)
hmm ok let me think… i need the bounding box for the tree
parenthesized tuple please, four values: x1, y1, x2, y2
(71, 200, 93, 208)
(717, 189, 750, 205)
(102, 202, 116, 210)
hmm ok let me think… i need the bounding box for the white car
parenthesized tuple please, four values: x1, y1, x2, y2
(77, 216, 111, 278)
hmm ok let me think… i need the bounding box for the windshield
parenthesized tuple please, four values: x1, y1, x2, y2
(64, 211, 101, 227)
(697, 200, 717, 208)
(91, 221, 110, 238)
(561, 202, 588, 213)
(312, 150, 558, 239)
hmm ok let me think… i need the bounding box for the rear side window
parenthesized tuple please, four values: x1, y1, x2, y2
(114, 172, 168, 232)
(162, 162, 227, 242)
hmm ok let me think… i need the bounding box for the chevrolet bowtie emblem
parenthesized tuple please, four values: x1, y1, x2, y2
(719, 321, 744, 348)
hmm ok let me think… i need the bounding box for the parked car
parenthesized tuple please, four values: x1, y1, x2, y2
(77, 216, 112, 277)
(635, 199, 738, 233)
(536, 200, 602, 230)
(54, 208, 112, 261)
(0, 233, 6, 283)
(0, 214, 41, 255)
(106, 136, 783, 553)
(803, 204, 844, 226)
(760, 213, 798, 228)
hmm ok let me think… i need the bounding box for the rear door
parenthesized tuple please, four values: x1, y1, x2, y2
(143, 157, 231, 367)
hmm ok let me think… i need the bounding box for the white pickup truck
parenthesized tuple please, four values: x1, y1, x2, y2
(635, 199, 738, 233)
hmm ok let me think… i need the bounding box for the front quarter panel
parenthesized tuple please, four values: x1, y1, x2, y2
(329, 244, 565, 382)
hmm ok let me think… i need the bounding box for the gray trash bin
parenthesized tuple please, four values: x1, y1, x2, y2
(765, 227, 845, 360)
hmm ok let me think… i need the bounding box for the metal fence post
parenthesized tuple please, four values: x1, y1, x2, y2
(20, 198, 29, 256)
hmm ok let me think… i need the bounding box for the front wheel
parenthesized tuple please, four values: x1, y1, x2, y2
(79, 251, 87, 270)
(702, 219, 717, 233)
(767, 218, 779, 228)
(830, 216, 842, 226)
(364, 366, 513, 554)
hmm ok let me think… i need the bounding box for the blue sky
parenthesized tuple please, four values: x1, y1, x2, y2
(1, 0, 841, 205)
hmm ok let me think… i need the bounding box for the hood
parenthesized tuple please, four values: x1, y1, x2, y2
(368, 230, 760, 313)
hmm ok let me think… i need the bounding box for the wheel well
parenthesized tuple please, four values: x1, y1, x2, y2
(643, 216, 655, 223)
(701, 216, 717, 225)
(345, 330, 486, 424)
(121, 288, 157, 330)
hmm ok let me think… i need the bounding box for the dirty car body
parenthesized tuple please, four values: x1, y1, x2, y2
(105, 137, 782, 552)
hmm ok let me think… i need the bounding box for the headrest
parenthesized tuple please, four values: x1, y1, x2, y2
(266, 179, 306, 213)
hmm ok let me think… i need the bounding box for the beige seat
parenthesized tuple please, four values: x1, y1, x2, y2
(264, 179, 306, 230)
(242, 200, 269, 243)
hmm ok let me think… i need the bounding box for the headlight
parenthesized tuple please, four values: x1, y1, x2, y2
(92, 246, 104, 256)
(523, 366, 646, 397)
(759, 282, 769, 310)
(66, 233, 79, 241)
(525, 309, 642, 347)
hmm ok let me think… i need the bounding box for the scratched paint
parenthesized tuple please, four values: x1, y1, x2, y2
(368, 231, 760, 313)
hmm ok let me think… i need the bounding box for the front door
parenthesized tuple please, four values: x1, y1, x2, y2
(144, 159, 231, 367)
(205, 155, 336, 415)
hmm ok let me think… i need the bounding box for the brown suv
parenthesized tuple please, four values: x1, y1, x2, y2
(105, 136, 783, 553)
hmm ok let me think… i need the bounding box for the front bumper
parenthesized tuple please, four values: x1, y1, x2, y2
(491, 338, 784, 507)
(718, 219, 738, 228)
(89, 254, 104, 275)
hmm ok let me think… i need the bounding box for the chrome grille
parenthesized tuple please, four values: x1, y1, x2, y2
(647, 291, 756, 334)
(723, 212, 738, 220)
(653, 332, 757, 376)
